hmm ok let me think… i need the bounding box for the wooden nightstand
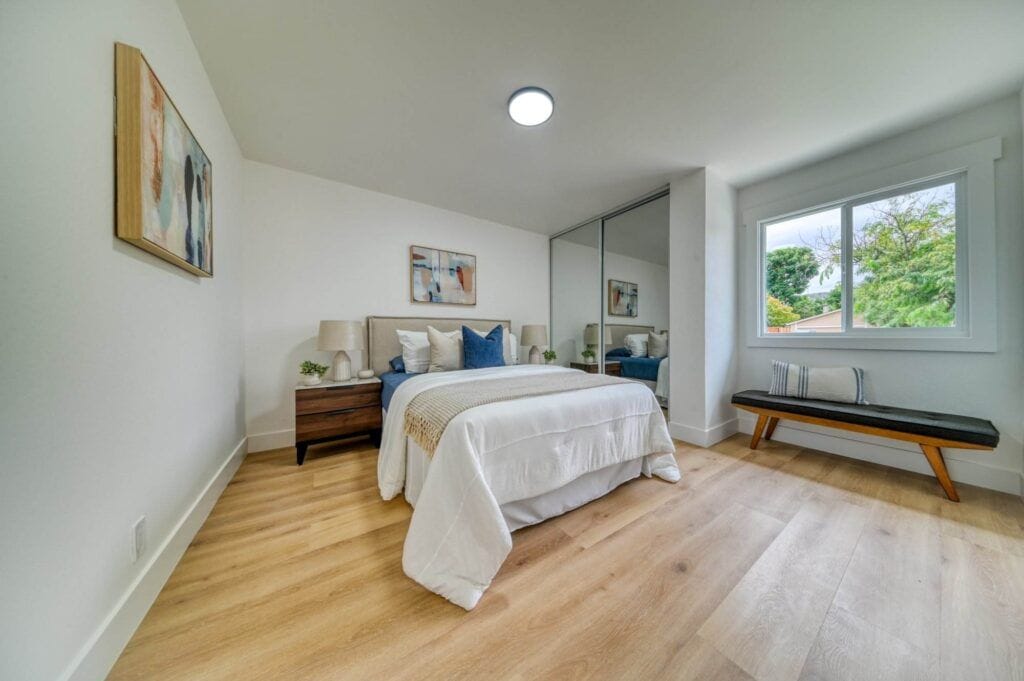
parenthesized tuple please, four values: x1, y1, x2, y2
(570, 361, 621, 376)
(294, 377, 382, 465)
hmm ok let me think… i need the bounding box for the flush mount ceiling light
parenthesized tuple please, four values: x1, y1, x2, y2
(508, 87, 554, 126)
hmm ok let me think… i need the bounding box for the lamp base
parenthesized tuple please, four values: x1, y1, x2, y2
(331, 350, 352, 381)
(528, 346, 542, 364)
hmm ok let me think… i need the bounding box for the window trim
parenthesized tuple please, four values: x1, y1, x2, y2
(742, 136, 1001, 352)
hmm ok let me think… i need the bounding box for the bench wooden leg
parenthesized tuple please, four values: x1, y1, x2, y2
(920, 444, 959, 502)
(764, 417, 779, 441)
(750, 414, 769, 450)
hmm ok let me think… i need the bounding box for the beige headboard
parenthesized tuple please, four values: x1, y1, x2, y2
(367, 316, 512, 376)
(585, 323, 656, 350)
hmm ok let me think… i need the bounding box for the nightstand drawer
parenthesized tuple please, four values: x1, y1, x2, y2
(296, 384, 381, 415)
(295, 405, 382, 442)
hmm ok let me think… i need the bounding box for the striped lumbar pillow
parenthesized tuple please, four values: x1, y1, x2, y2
(769, 360, 867, 404)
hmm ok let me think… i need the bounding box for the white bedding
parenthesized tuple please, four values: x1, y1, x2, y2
(378, 364, 679, 610)
(656, 356, 669, 404)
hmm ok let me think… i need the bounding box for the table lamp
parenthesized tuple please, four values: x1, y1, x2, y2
(520, 324, 548, 364)
(584, 324, 612, 358)
(318, 320, 364, 381)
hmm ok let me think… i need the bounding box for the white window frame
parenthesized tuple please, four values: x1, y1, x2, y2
(742, 137, 1001, 352)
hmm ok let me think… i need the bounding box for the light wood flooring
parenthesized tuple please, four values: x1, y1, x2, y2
(109, 435, 1024, 681)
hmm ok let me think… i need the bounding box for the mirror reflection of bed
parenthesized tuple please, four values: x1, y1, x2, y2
(591, 323, 669, 409)
(551, 192, 670, 410)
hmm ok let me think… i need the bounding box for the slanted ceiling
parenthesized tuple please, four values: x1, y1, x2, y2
(177, 0, 1024, 234)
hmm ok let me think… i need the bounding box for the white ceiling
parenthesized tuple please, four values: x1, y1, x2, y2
(177, 0, 1024, 235)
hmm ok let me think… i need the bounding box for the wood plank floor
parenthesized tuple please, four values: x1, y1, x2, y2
(108, 435, 1024, 681)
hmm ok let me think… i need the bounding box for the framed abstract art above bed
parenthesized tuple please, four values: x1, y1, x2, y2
(608, 279, 638, 317)
(115, 42, 213, 277)
(410, 245, 476, 305)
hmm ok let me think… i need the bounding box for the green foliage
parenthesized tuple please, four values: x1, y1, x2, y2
(300, 361, 329, 376)
(581, 348, 595, 361)
(766, 246, 819, 305)
(791, 295, 825, 319)
(824, 284, 842, 311)
(851, 195, 956, 327)
(766, 296, 800, 327)
(542, 349, 557, 361)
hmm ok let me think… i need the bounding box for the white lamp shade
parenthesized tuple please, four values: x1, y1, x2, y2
(520, 324, 548, 346)
(317, 320, 364, 351)
(584, 324, 612, 345)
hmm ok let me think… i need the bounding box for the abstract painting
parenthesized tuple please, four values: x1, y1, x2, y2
(410, 246, 477, 305)
(115, 43, 213, 276)
(608, 279, 638, 317)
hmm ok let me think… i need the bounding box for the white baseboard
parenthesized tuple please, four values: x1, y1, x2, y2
(59, 436, 247, 681)
(736, 413, 1022, 496)
(669, 418, 739, 447)
(247, 428, 294, 453)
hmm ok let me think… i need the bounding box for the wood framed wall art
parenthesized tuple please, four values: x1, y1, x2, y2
(115, 42, 213, 277)
(608, 279, 638, 317)
(410, 245, 477, 305)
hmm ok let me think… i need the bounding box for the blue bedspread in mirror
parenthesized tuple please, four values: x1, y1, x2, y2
(616, 356, 664, 382)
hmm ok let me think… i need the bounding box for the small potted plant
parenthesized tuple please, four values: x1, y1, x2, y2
(300, 361, 330, 386)
(542, 349, 557, 365)
(581, 348, 596, 364)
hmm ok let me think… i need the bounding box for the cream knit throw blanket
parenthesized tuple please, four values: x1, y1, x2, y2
(404, 371, 626, 456)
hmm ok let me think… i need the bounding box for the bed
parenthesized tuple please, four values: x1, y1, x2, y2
(603, 323, 669, 407)
(368, 316, 679, 610)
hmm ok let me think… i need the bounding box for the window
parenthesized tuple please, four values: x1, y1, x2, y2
(760, 174, 964, 337)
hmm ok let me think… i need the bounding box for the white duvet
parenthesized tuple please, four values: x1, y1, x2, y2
(656, 356, 669, 403)
(378, 364, 679, 609)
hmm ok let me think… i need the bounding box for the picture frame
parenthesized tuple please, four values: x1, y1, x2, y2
(608, 279, 638, 317)
(115, 42, 213, 277)
(410, 245, 477, 305)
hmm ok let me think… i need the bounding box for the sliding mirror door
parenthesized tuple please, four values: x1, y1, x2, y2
(551, 220, 601, 368)
(601, 194, 670, 405)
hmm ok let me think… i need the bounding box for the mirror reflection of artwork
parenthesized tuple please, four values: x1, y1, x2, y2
(115, 43, 213, 277)
(410, 246, 476, 305)
(608, 279, 638, 317)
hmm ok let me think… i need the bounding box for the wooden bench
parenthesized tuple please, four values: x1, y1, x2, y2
(731, 390, 1000, 502)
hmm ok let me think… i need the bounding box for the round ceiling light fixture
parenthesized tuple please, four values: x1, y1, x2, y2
(508, 87, 554, 126)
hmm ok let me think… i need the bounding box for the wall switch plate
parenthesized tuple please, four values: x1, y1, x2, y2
(131, 516, 146, 564)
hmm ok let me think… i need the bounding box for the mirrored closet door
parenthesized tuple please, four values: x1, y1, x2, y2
(550, 191, 670, 407)
(550, 220, 601, 369)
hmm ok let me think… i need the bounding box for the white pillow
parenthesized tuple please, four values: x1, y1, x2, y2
(427, 326, 463, 372)
(397, 330, 430, 373)
(509, 333, 519, 365)
(769, 360, 867, 404)
(625, 333, 648, 358)
(647, 332, 668, 359)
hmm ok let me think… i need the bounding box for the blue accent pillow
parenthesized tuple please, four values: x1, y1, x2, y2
(606, 346, 631, 358)
(462, 325, 505, 369)
(389, 355, 406, 373)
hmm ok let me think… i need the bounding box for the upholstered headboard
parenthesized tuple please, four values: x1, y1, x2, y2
(367, 316, 512, 376)
(602, 321, 651, 348)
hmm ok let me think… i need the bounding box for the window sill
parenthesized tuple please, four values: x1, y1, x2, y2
(747, 332, 995, 353)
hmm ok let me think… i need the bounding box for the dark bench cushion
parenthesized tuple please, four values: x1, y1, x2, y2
(732, 390, 999, 448)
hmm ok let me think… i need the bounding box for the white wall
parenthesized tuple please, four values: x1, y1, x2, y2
(736, 94, 1024, 495)
(242, 161, 549, 451)
(703, 171, 739, 431)
(0, 2, 247, 680)
(550, 238, 669, 366)
(668, 169, 740, 445)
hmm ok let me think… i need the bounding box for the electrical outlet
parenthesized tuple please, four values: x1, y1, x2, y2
(131, 516, 146, 564)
